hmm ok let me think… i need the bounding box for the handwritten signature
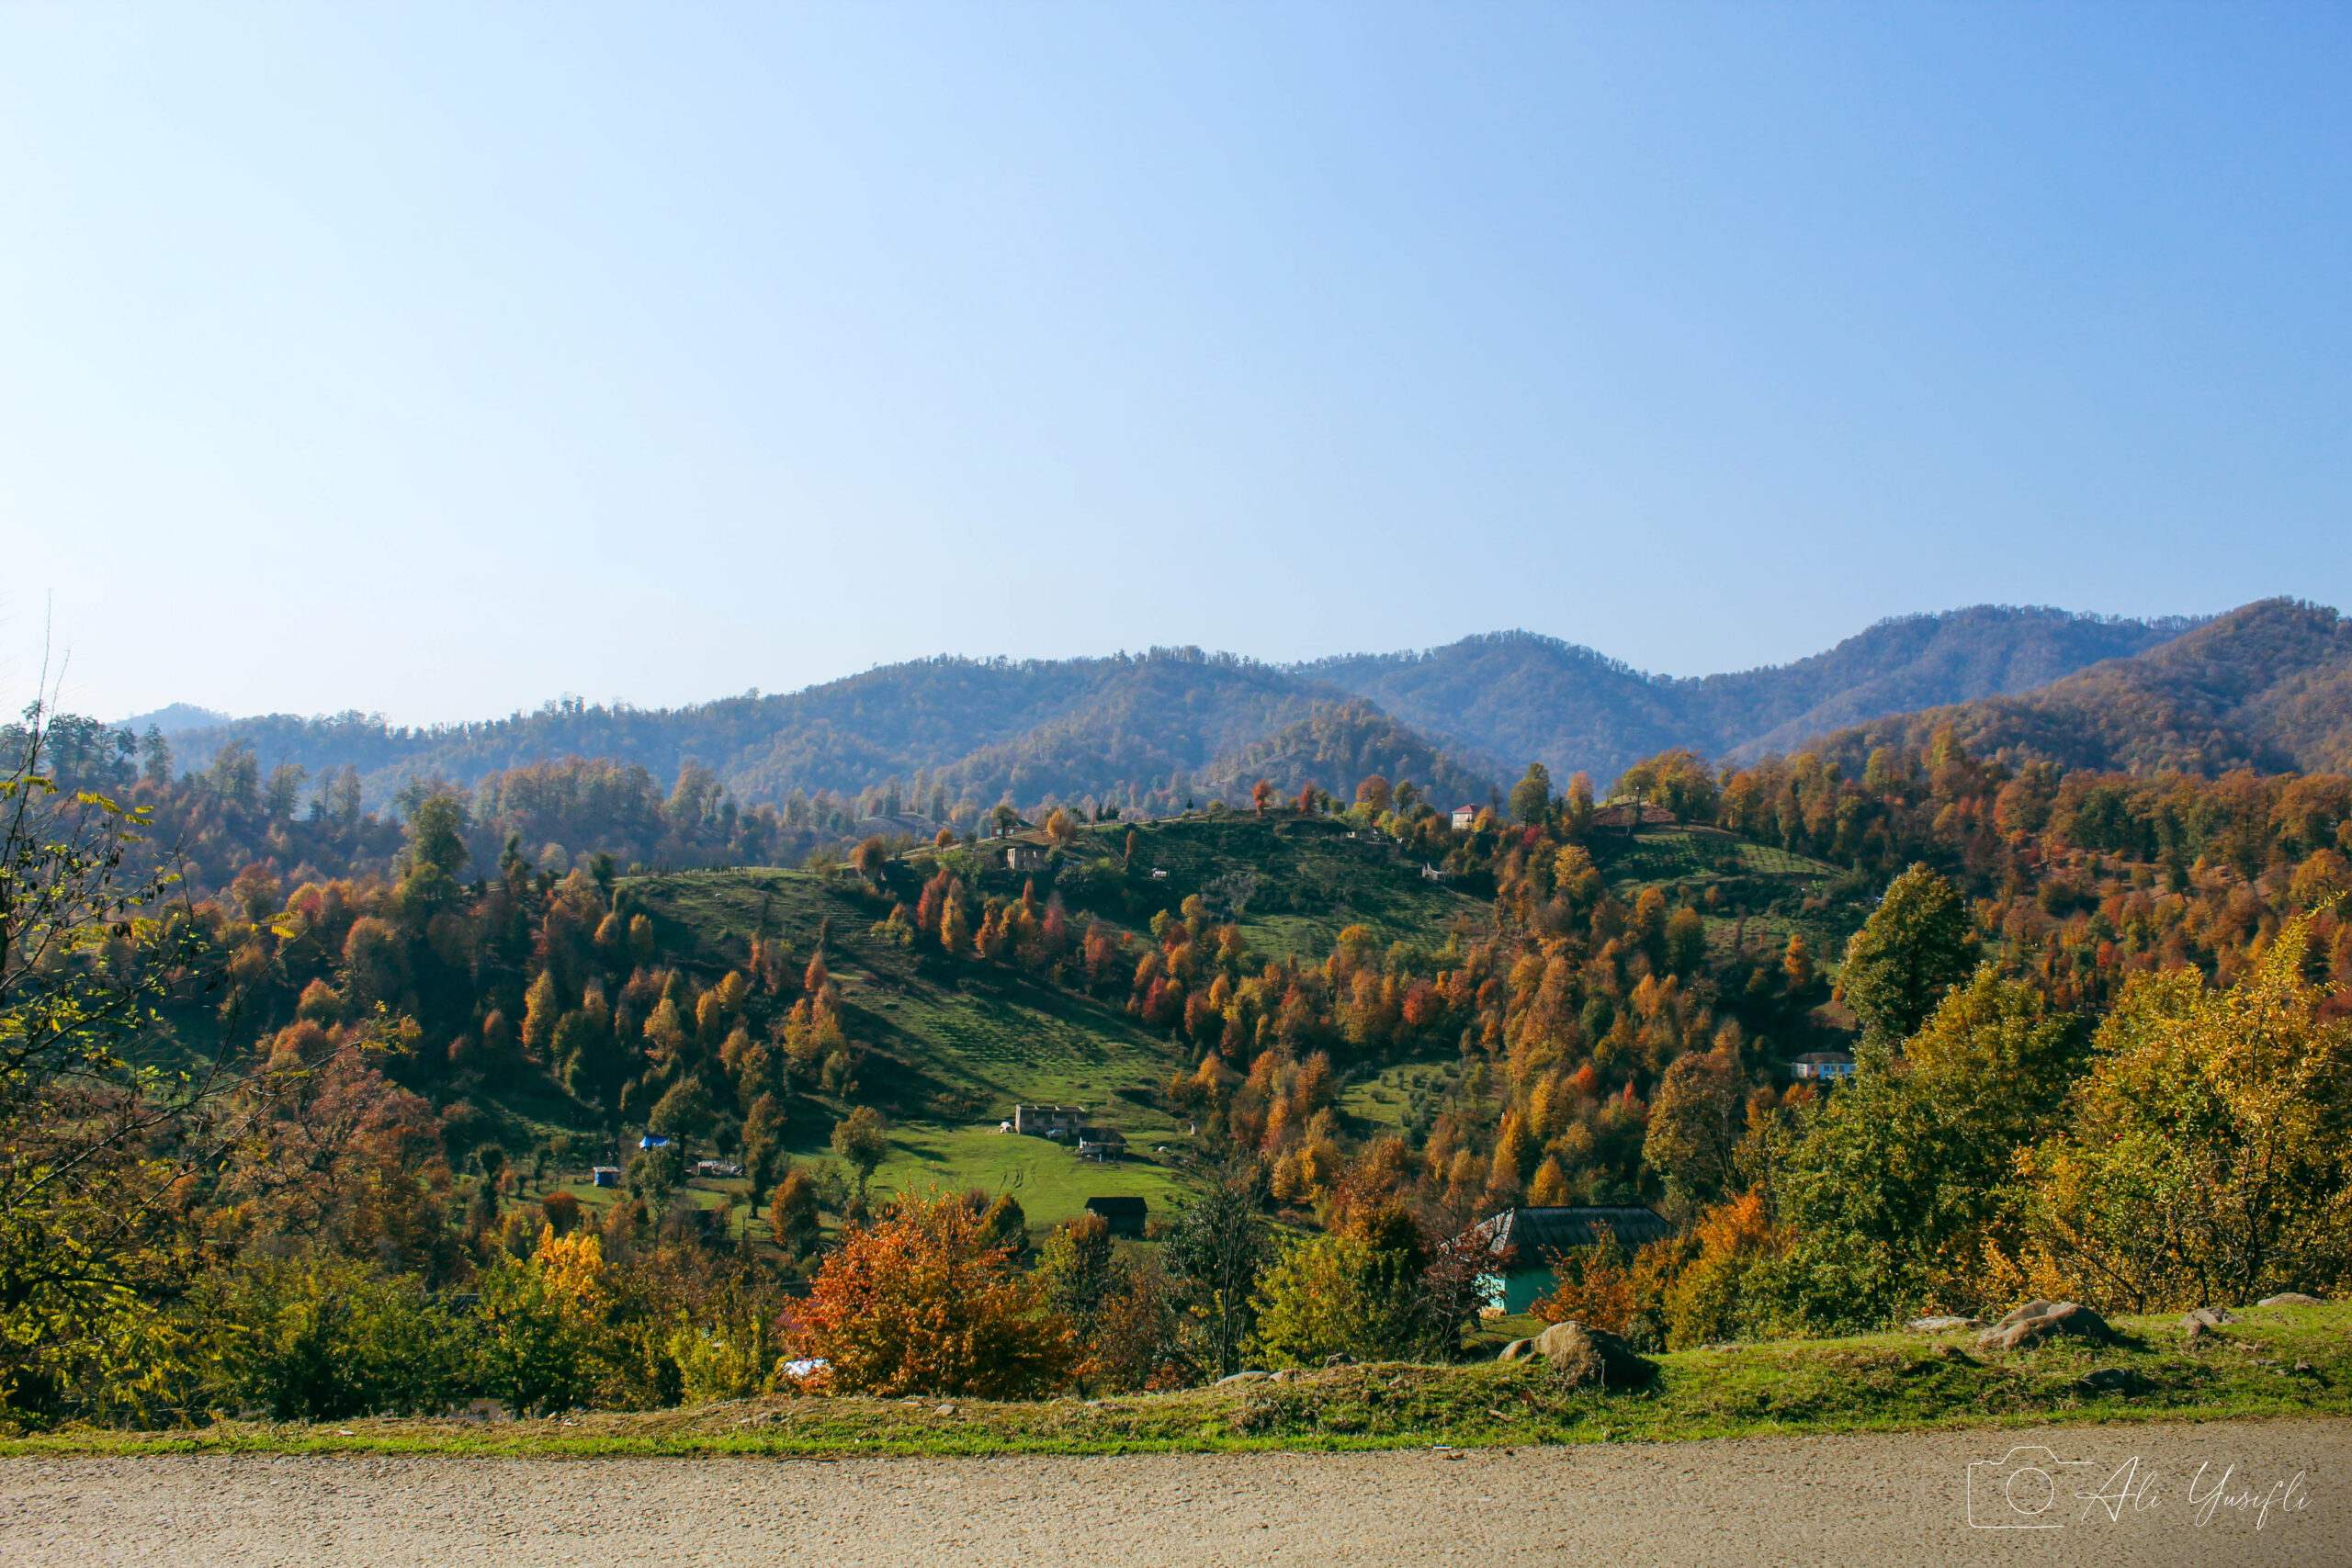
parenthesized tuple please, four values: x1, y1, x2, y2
(1965, 1446, 2313, 1530)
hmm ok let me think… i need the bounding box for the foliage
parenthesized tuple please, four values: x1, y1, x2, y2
(1836, 863, 1977, 1050)
(1250, 1205, 1455, 1367)
(1747, 969, 2082, 1332)
(1159, 1161, 1276, 1378)
(2018, 914, 2352, 1311)
(477, 1227, 611, 1416)
(195, 1253, 475, 1421)
(0, 704, 337, 1427)
(792, 1190, 1076, 1399)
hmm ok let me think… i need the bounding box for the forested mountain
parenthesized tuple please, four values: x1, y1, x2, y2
(139, 604, 2207, 831)
(1815, 599, 2352, 776)
(1302, 605, 2201, 785)
(155, 650, 1377, 822)
(1193, 701, 1493, 810)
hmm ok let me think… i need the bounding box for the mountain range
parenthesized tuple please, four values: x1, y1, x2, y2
(132, 599, 2352, 816)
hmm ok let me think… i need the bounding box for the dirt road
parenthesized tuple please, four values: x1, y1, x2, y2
(4, 1419, 2345, 1566)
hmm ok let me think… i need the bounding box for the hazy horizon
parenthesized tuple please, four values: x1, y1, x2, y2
(8, 4, 2348, 725)
(90, 599, 2237, 733)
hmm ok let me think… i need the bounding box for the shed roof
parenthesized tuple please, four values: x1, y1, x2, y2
(1464, 1205, 1676, 1264)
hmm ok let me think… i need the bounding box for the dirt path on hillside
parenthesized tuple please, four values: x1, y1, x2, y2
(4, 1419, 2346, 1566)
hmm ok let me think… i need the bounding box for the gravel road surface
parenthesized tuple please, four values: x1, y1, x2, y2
(5, 1419, 2345, 1566)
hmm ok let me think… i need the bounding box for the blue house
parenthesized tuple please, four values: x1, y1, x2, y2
(1461, 1205, 1678, 1315)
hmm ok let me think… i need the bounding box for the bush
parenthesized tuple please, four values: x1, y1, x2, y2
(197, 1254, 476, 1421)
(792, 1190, 1076, 1399)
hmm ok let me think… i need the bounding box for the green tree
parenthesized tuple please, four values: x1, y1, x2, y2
(1508, 762, 1553, 827)
(1250, 1204, 1442, 1367)
(831, 1106, 891, 1213)
(396, 792, 470, 923)
(0, 707, 294, 1426)
(1160, 1160, 1274, 1377)
(1838, 863, 1977, 1055)
(197, 1254, 474, 1421)
(1749, 968, 2083, 1331)
(403, 793, 469, 878)
(650, 1077, 716, 1143)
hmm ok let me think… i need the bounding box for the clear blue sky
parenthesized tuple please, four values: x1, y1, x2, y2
(4, 3, 2346, 724)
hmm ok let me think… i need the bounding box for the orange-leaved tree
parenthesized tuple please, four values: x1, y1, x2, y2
(792, 1190, 1077, 1398)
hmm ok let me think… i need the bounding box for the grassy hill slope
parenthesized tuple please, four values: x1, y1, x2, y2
(618, 867, 1196, 1227)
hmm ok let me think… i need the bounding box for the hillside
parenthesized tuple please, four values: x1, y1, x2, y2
(1302, 605, 2200, 785)
(154, 650, 1360, 815)
(1813, 598, 2352, 775)
(136, 604, 2208, 826)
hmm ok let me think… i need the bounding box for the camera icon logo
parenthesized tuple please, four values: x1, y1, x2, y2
(1966, 1446, 2102, 1529)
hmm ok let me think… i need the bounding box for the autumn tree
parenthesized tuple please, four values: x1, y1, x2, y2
(1645, 1050, 1745, 1206)
(0, 705, 325, 1425)
(478, 1226, 611, 1415)
(2021, 915, 2352, 1312)
(768, 1169, 821, 1259)
(791, 1190, 1075, 1398)
(1250, 779, 1273, 817)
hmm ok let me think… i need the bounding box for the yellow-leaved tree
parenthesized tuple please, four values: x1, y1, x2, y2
(478, 1225, 612, 1415)
(2018, 912, 2352, 1312)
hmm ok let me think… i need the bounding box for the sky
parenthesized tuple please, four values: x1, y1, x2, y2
(3, 2, 2347, 726)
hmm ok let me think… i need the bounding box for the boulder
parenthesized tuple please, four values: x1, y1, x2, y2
(1214, 1371, 1269, 1386)
(1905, 1315, 1980, 1333)
(2181, 1306, 2238, 1329)
(1496, 1339, 1536, 1362)
(2259, 1292, 2325, 1308)
(1533, 1320, 1657, 1388)
(1976, 1301, 2114, 1353)
(1323, 1352, 1359, 1367)
(2077, 1368, 2146, 1396)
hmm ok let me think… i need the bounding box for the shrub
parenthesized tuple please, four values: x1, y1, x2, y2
(197, 1253, 475, 1421)
(792, 1190, 1075, 1399)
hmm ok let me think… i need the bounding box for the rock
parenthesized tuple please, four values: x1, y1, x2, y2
(2259, 1292, 2325, 1308)
(1497, 1339, 1536, 1362)
(933, 1404, 958, 1417)
(2183, 1320, 2205, 1343)
(1906, 1315, 1980, 1333)
(1269, 1370, 1298, 1383)
(1323, 1352, 1358, 1367)
(1533, 1320, 1657, 1389)
(1976, 1301, 2114, 1353)
(2077, 1368, 2146, 1395)
(2181, 1306, 2238, 1328)
(1215, 1371, 1269, 1386)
